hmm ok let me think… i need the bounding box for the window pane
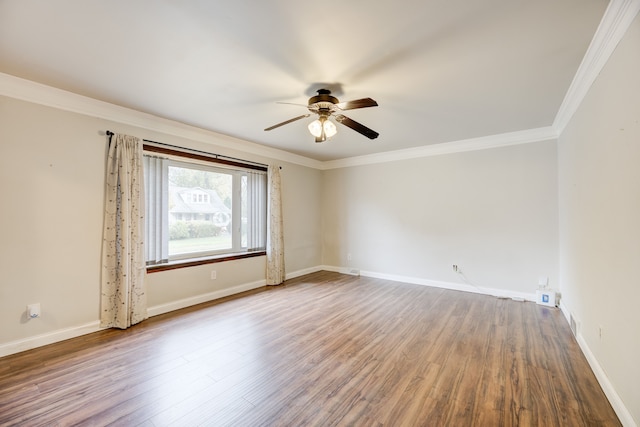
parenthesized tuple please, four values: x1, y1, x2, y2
(144, 148, 266, 266)
(167, 164, 232, 257)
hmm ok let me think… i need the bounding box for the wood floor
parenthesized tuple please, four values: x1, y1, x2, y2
(0, 271, 620, 426)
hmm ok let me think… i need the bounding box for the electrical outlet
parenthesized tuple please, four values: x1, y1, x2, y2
(347, 253, 352, 262)
(598, 325, 603, 339)
(211, 270, 217, 280)
(453, 264, 459, 272)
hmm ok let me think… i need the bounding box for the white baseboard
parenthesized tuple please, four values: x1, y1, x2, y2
(559, 299, 571, 323)
(321, 266, 537, 301)
(285, 265, 325, 280)
(0, 268, 334, 358)
(1, 278, 271, 358)
(328, 267, 636, 425)
(558, 300, 636, 427)
(321, 265, 361, 276)
(575, 333, 637, 427)
(364, 269, 537, 301)
(148, 266, 330, 318)
(147, 279, 266, 317)
(0, 321, 104, 358)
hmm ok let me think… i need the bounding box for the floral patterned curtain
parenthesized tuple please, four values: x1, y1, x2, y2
(266, 165, 285, 285)
(100, 133, 148, 328)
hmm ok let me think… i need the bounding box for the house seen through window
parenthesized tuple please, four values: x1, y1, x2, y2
(144, 150, 267, 266)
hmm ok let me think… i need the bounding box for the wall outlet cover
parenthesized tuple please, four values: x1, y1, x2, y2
(536, 290, 557, 307)
(27, 303, 41, 318)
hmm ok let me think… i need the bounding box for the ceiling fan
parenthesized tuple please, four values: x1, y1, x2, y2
(264, 89, 379, 143)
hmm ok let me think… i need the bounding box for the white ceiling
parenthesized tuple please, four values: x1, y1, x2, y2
(0, 0, 609, 161)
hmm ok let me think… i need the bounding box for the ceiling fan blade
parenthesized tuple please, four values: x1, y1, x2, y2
(334, 114, 379, 139)
(335, 98, 378, 110)
(264, 114, 310, 131)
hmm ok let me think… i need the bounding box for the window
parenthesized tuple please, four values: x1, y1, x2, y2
(143, 146, 267, 268)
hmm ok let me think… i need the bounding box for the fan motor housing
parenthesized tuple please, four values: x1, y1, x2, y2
(308, 89, 338, 107)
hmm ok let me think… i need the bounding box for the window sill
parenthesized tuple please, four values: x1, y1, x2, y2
(146, 251, 266, 273)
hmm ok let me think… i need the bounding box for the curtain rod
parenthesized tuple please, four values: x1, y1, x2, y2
(105, 130, 270, 169)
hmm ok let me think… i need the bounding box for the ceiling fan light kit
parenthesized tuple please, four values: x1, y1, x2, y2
(265, 89, 379, 143)
(308, 116, 337, 142)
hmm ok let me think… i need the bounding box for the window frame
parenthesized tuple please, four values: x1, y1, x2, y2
(143, 144, 267, 273)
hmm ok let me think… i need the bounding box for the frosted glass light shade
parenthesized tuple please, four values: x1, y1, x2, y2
(308, 119, 322, 137)
(323, 120, 337, 137)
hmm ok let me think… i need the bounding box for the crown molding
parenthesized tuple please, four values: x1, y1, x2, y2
(320, 127, 558, 170)
(0, 72, 323, 169)
(2, 72, 558, 170)
(553, 0, 640, 133)
(5, 0, 638, 175)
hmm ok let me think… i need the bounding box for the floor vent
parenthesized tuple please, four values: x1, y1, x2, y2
(570, 314, 579, 337)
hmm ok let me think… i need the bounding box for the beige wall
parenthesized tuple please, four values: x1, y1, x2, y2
(0, 95, 322, 349)
(0, 96, 106, 344)
(558, 13, 640, 424)
(321, 141, 559, 295)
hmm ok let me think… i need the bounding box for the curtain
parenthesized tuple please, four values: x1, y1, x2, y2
(266, 165, 285, 285)
(101, 133, 148, 329)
